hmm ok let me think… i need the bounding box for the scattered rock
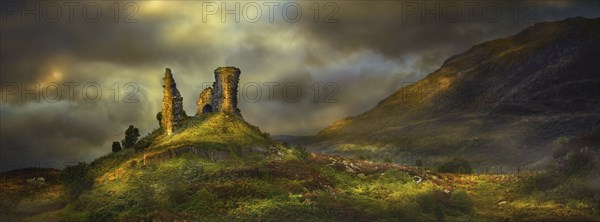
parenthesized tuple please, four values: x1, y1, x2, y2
(345, 167, 356, 173)
(413, 175, 423, 183)
(26, 177, 45, 185)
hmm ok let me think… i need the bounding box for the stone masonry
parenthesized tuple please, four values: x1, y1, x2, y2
(161, 68, 186, 135)
(196, 67, 242, 117)
(161, 67, 242, 136)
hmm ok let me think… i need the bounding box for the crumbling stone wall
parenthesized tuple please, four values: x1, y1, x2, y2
(196, 87, 213, 115)
(160, 66, 242, 136)
(161, 68, 185, 135)
(195, 67, 242, 117)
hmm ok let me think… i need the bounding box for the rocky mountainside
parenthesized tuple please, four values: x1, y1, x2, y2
(313, 17, 600, 166)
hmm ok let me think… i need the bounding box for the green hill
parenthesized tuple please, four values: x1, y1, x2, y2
(2, 153, 599, 221)
(1, 113, 598, 221)
(85, 113, 276, 183)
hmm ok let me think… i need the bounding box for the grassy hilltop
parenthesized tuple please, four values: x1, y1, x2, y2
(0, 112, 598, 221)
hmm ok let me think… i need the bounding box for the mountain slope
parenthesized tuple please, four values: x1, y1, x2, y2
(313, 17, 600, 165)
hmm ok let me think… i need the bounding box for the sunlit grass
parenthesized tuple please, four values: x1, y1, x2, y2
(3, 112, 598, 221)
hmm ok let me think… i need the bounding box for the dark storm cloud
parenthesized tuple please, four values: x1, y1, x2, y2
(1, 0, 598, 170)
(1, 21, 193, 84)
(295, 0, 600, 72)
(0, 100, 155, 171)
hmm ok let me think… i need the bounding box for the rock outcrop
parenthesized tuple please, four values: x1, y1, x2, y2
(161, 68, 186, 135)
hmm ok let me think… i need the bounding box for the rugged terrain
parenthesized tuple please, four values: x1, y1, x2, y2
(312, 17, 600, 166)
(1, 113, 598, 221)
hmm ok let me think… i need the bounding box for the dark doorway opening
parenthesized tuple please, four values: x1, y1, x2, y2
(202, 104, 213, 113)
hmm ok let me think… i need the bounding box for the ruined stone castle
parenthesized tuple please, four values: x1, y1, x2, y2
(161, 67, 242, 135)
(161, 68, 186, 135)
(196, 67, 242, 116)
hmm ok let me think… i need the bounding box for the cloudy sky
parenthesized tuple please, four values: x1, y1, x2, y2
(0, 0, 598, 170)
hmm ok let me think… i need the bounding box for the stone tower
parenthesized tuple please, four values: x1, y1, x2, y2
(161, 68, 185, 135)
(196, 67, 242, 117)
(212, 67, 241, 115)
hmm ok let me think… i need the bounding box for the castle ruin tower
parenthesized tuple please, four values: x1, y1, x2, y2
(211, 67, 241, 116)
(161, 68, 186, 135)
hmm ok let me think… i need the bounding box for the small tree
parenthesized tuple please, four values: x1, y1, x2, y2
(121, 125, 140, 148)
(111, 141, 122, 153)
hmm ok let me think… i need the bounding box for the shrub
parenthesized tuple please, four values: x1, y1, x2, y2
(59, 162, 93, 200)
(261, 131, 271, 139)
(134, 136, 152, 152)
(111, 141, 122, 153)
(437, 158, 472, 174)
(121, 125, 140, 148)
(383, 157, 392, 163)
(292, 145, 310, 159)
(156, 112, 162, 127)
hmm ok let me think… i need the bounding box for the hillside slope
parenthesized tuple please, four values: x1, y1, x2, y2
(3, 155, 599, 221)
(1, 106, 598, 221)
(313, 17, 600, 166)
(87, 112, 277, 182)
